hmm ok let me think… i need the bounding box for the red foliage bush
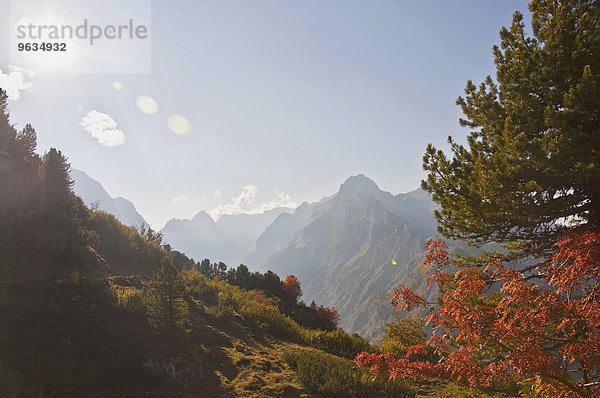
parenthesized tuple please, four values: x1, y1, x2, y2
(355, 233, 600, 397)
(282, 275, 303, 303)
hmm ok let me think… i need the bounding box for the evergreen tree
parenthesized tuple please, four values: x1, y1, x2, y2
(0, 95, 45, 258)
(233, 264, 251, 288)
(199, 258, 212, 277)
(144, 258, 189, 333)
(0, 91, 21, 215)
(41, 148, 74, 219)
(0, 89, 16, 153)
(422, 0, 600, 261)
(262, 270, 283, 297)
(216, 261, 227, 279)
(15, 124, 37, 160)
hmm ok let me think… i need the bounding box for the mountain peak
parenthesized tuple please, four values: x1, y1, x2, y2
(191, 210, 216, 225)
(339, 174, 381, 195)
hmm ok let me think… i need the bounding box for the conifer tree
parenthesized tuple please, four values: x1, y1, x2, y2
(41, 148, 74, 221)
(145, 258, 189, 333)
(0, 89, 16, 153)
(15, 124, 37, 160)
(422, 0, 600, 261)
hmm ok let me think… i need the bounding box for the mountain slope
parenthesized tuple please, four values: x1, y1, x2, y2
(258, 175, 439, 340)
(247, 201, 318, 265)
(71, 169, 148, 228)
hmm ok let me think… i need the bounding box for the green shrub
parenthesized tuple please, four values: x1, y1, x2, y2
(284, 349, 414, 398)
(116, 287, 144, 312)
(238, 300, 302, 341)
(210, 290, 235, 320)
(105, 282, 145, 312)
(181, 268, 218, 305)
(300, 329, 372, 359)
(379, 316, 427, 356)
(205, 287, 238, 320)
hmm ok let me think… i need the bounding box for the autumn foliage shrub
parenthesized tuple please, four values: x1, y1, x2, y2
(356, 234, 600, 397)
(314, 305, 340, 331)
(282, 275, 302, 303)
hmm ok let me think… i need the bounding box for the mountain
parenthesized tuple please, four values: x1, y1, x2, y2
(247, 201, 320, 265)
(71, 169, 148, 228)
(160, 207, 292, 265)
(256, 174, 440, 340)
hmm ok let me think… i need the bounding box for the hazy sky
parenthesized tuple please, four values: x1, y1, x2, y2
(0, 0, 531, 228)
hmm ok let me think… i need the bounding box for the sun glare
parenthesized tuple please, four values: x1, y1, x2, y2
(13, 12, 79, 73)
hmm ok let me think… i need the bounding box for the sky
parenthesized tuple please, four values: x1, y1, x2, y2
(0, 0, 532, 229)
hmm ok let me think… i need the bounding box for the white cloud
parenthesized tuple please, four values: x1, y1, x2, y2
(256, 190, 297, 214)
(213, 189, 222, 198)
(0, 66, 35, 101)
(171, 194, 189, 204)
(79, 110, 126, 147)
(209, 185, 297, 219)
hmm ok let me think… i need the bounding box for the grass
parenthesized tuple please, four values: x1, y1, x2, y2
(0, 260, 520, 398)
(224, 340, 305, 398)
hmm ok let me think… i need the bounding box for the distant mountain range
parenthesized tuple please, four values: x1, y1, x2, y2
(72, 170, 442, 340)
(160, 207, 292, 266)
(254, 175, 440, 340)
(71, 169, 292, 265)
(71, 169, 148, 228)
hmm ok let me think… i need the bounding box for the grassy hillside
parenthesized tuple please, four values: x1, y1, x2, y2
(0, 241, 404, 397)
(0, 251, 516, 397)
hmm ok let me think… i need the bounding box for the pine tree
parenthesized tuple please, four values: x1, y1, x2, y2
(15, 124, 37, 160)
(0, 94, 44, 257)
(422, 0, 600, 261)
(41, 148, 74, 219)
(0, 89, 16, 153)
(145, 258, 189, 334)
(199, 258, 212, 277)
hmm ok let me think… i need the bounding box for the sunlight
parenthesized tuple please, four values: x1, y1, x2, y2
(10, 0, 151, 74)
(12, 10, 79, 73)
